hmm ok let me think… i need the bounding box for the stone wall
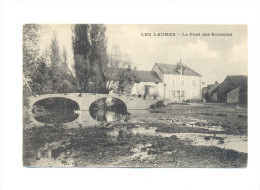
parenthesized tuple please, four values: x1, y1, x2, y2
(227, 88, 239, 104)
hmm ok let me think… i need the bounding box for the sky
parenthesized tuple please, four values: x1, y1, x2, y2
(39, 24, 247, 85)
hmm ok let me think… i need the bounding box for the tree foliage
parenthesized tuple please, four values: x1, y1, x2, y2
(106, 46, 135, 95)
(116, 67, 136, 95)
(23, 26, 78, 95)
(72, 24, 108, 93)
(23, 24, 41, 78)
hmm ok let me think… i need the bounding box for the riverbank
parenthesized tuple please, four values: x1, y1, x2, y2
(23, 103, 247, 167)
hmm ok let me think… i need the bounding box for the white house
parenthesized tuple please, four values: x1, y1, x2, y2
(152, 61, 202, 101)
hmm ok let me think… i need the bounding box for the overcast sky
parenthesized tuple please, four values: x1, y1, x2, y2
(39, 24, 247, 85)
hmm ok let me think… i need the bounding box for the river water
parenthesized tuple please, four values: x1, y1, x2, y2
(25, 99, 247, 167)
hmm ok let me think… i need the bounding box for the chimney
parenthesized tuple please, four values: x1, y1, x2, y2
(134, 66, 137, 70)
(127, 65, 131, 70)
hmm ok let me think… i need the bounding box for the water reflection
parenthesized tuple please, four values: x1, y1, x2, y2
(32, 97, 80, 124)
(89, 97, 129, 122)
(23, 126, 134, 167)
(23, 148, 75, 167)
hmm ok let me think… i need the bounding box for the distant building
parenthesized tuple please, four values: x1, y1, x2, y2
(105, 67, 163, 99)
(152, 61, 202, 101)
(212, 75, 247, 104)
(130, 69, 163, 99)
(202, 81, 219, 102)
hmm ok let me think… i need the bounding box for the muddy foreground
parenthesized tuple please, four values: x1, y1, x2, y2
(23, 103, 247, 168)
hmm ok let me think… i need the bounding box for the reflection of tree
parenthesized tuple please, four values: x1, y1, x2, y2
(94, 110, 106, 122)
(89, 98, 128, 122)
(33, 98, 80, 124)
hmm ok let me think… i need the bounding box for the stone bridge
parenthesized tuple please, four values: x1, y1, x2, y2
(28, 93, 160, 127)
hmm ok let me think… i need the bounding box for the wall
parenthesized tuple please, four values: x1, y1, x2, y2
(239, 90, 247, 104)
(131, 82, 164, 99)
(163, 74, 202, 101)
(216, 77, 237, 103)
(212, 92, 218, 102)
(227, 87, 239, 103)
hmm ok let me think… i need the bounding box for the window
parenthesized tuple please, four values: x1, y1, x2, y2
(181, 91, 185, 97)
(192, 79, 197, 87)
(172, 76, 176, 86)
(181, 79, 185, 86)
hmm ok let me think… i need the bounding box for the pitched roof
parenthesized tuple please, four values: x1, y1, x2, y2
(155, 63, 202, 77)
(227, 75, 247, 91)
(105, 68, 162, 83)
(212, 75, 247, 94)
(133, 70, 162, 83)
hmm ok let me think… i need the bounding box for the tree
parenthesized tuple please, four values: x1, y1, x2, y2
(47, 33, 62, 92)
(72, 24, 108, 93)
(89, 24, 108, 93)
(50, 33, 61, 69)
(43, 33, 78, 93)
(23, 24, 41, 80)
(23, 24, 42, 126)
(23, 25, 78, 95)
(62, 46, 68, 66)
(116, 67, 136, 95)
(72, 24, 91, 92)
(59, 80, 73, 93)
(106, 46, 135, 94)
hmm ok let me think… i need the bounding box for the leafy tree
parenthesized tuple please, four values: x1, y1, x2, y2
(62, 46, 68, 66)
(73, 54, 90, 91)
(23, 24, 42, 126)
(89, 24, 108, 93)
(116, 67, 136, 95)
(59, 80, 73, 93)
(106, 46, 134, 94)
(29, 56, 49, 94)
(72, 24, 108, 93)
(72, 24, 91, 92)
(50, 33, 61, 70)
(48, 33, 76, 93)
(23, 24, 41, 80)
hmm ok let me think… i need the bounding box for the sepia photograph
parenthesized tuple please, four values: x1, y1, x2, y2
(23, 24, 248, 168)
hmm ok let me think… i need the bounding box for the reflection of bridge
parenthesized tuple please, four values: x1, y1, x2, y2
(28, 93, 159, 127)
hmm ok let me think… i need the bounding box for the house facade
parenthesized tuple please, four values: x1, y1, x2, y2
(152, 62, 202, 101)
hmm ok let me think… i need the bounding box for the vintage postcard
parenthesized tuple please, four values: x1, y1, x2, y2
(23, 24, 248, 167)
